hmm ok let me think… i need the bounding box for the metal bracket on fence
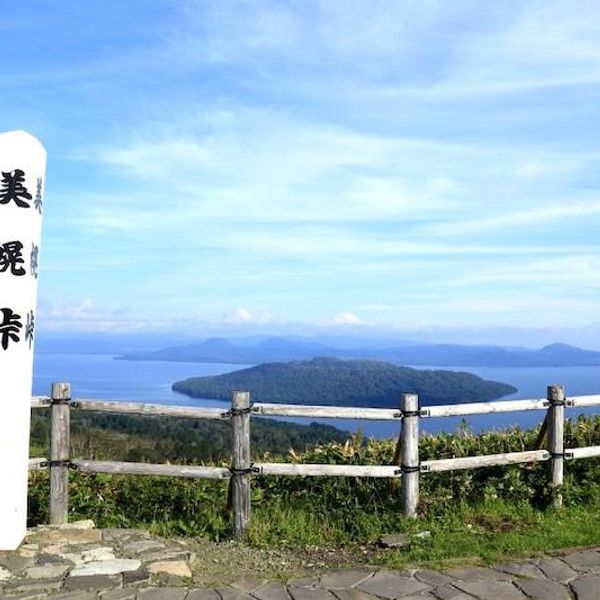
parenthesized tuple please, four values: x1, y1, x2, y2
(564, 451, 575, 460)
(395, 464, 429, 475)
(229, 464, 260, 476)
(50, 397, 71, 405)
(551, 395, 574, 407)
(394, 464, 421, 475)
(402, 410, 421, 418)
(222, 403, 255, 419)
(394, 408, 428, 419)
(544, 397, 570, 408)
(40, 459, 79, 471)
(402, 465, 421, 473)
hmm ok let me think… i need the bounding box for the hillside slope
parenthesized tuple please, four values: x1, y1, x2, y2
(118, 336, 600, 367)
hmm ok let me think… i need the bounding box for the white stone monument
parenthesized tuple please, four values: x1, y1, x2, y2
(0, 130, 46, 550)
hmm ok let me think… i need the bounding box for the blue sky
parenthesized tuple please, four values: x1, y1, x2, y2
(3, 1, 600, 346)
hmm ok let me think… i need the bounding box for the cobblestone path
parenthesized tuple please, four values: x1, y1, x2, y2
(1, 522, 599, 599)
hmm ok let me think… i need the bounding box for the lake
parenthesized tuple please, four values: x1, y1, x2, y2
(32, 353, 600, 438)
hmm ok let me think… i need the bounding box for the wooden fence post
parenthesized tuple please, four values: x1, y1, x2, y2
(231, 391, 251, 538)
(49, 382, 71, 524)
(547, 384, 565, 508)
(401, 393, 419, 518)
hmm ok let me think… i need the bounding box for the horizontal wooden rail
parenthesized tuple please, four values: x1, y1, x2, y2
(255, 463, 401, 477)
(568, 395, 600, 408)
(30, 393, 600, 421)
(566, 446, 600, 460)
(28, 458, 47, 471)
(253, 403, 399, 420)
(29, 384, 600, 534)
(72, 399, 226, 420)
(31, 396, 50, 408)
(72, 460, 230, 479)
(423, 398, 548, 418)
(421, 450, 550, 472)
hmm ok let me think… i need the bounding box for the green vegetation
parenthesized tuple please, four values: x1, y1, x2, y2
(29, 409, 349, 463)
(28, 413, 600, 566)
(172, 357, 516, 407)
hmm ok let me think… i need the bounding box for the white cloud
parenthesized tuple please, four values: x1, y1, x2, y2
(38, 299, 148, 333)
(83, 102, 600, 248)
(453, 2, 600, 90)
(450, 255, 600, 288)
(514, 157, 584, 179)
(166, 1, 600, 101)
(221, 307, 274, 324)
(26, 1, 600, 335)
(79, 111, 477, 243)
(169, 1, 451, 71)
(331, 311, 363, 325)
(422, 199, 600, 236)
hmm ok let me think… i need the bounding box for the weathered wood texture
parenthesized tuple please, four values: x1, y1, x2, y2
(28, 385, 600, 533)
(422, 450, 550, 472)
(73, 399, 225, 420)
(253, 403, 399, 420)
(231, 391, 251, 539)
(567, 446, 600, 460)
(392, 432, 402, 467)
(568, 394, 600, 407)
(534, 414, 548, 449)
(73, 460, 230, 479)
(547, 385, 565, 508)
(256, 463, 401, 477)
(30, 394, 600, 416)
(401, 394, 419, 518)
(28, 458, 47, 471)
(31, 396, 50, 408)
(423, 397, 548, 418)
(49, 383, 70, 525)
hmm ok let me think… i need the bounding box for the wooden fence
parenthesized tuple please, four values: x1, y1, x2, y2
(29, 382, 600, 538)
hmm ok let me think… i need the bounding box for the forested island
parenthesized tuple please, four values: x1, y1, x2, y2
(172, 357, 516, 407)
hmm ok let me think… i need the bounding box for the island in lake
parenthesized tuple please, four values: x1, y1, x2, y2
(172, 357, 517, 408)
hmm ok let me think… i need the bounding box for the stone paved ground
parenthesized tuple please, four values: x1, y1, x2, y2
(1, 522, 599, 599)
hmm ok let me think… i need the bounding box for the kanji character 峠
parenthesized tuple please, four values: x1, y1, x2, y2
(25, 311, 34, 349)
(0, 308, 22, 350)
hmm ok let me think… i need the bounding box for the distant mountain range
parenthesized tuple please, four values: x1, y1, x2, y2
(117, 336, 600, 367)
(172, 357, 517, 407)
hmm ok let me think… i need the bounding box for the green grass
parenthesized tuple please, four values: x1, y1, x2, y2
(28, 470, 600, 567)
(375, 499, 600, 568)
(245, 494, 600, 567)
(27, 414, 600, 567)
